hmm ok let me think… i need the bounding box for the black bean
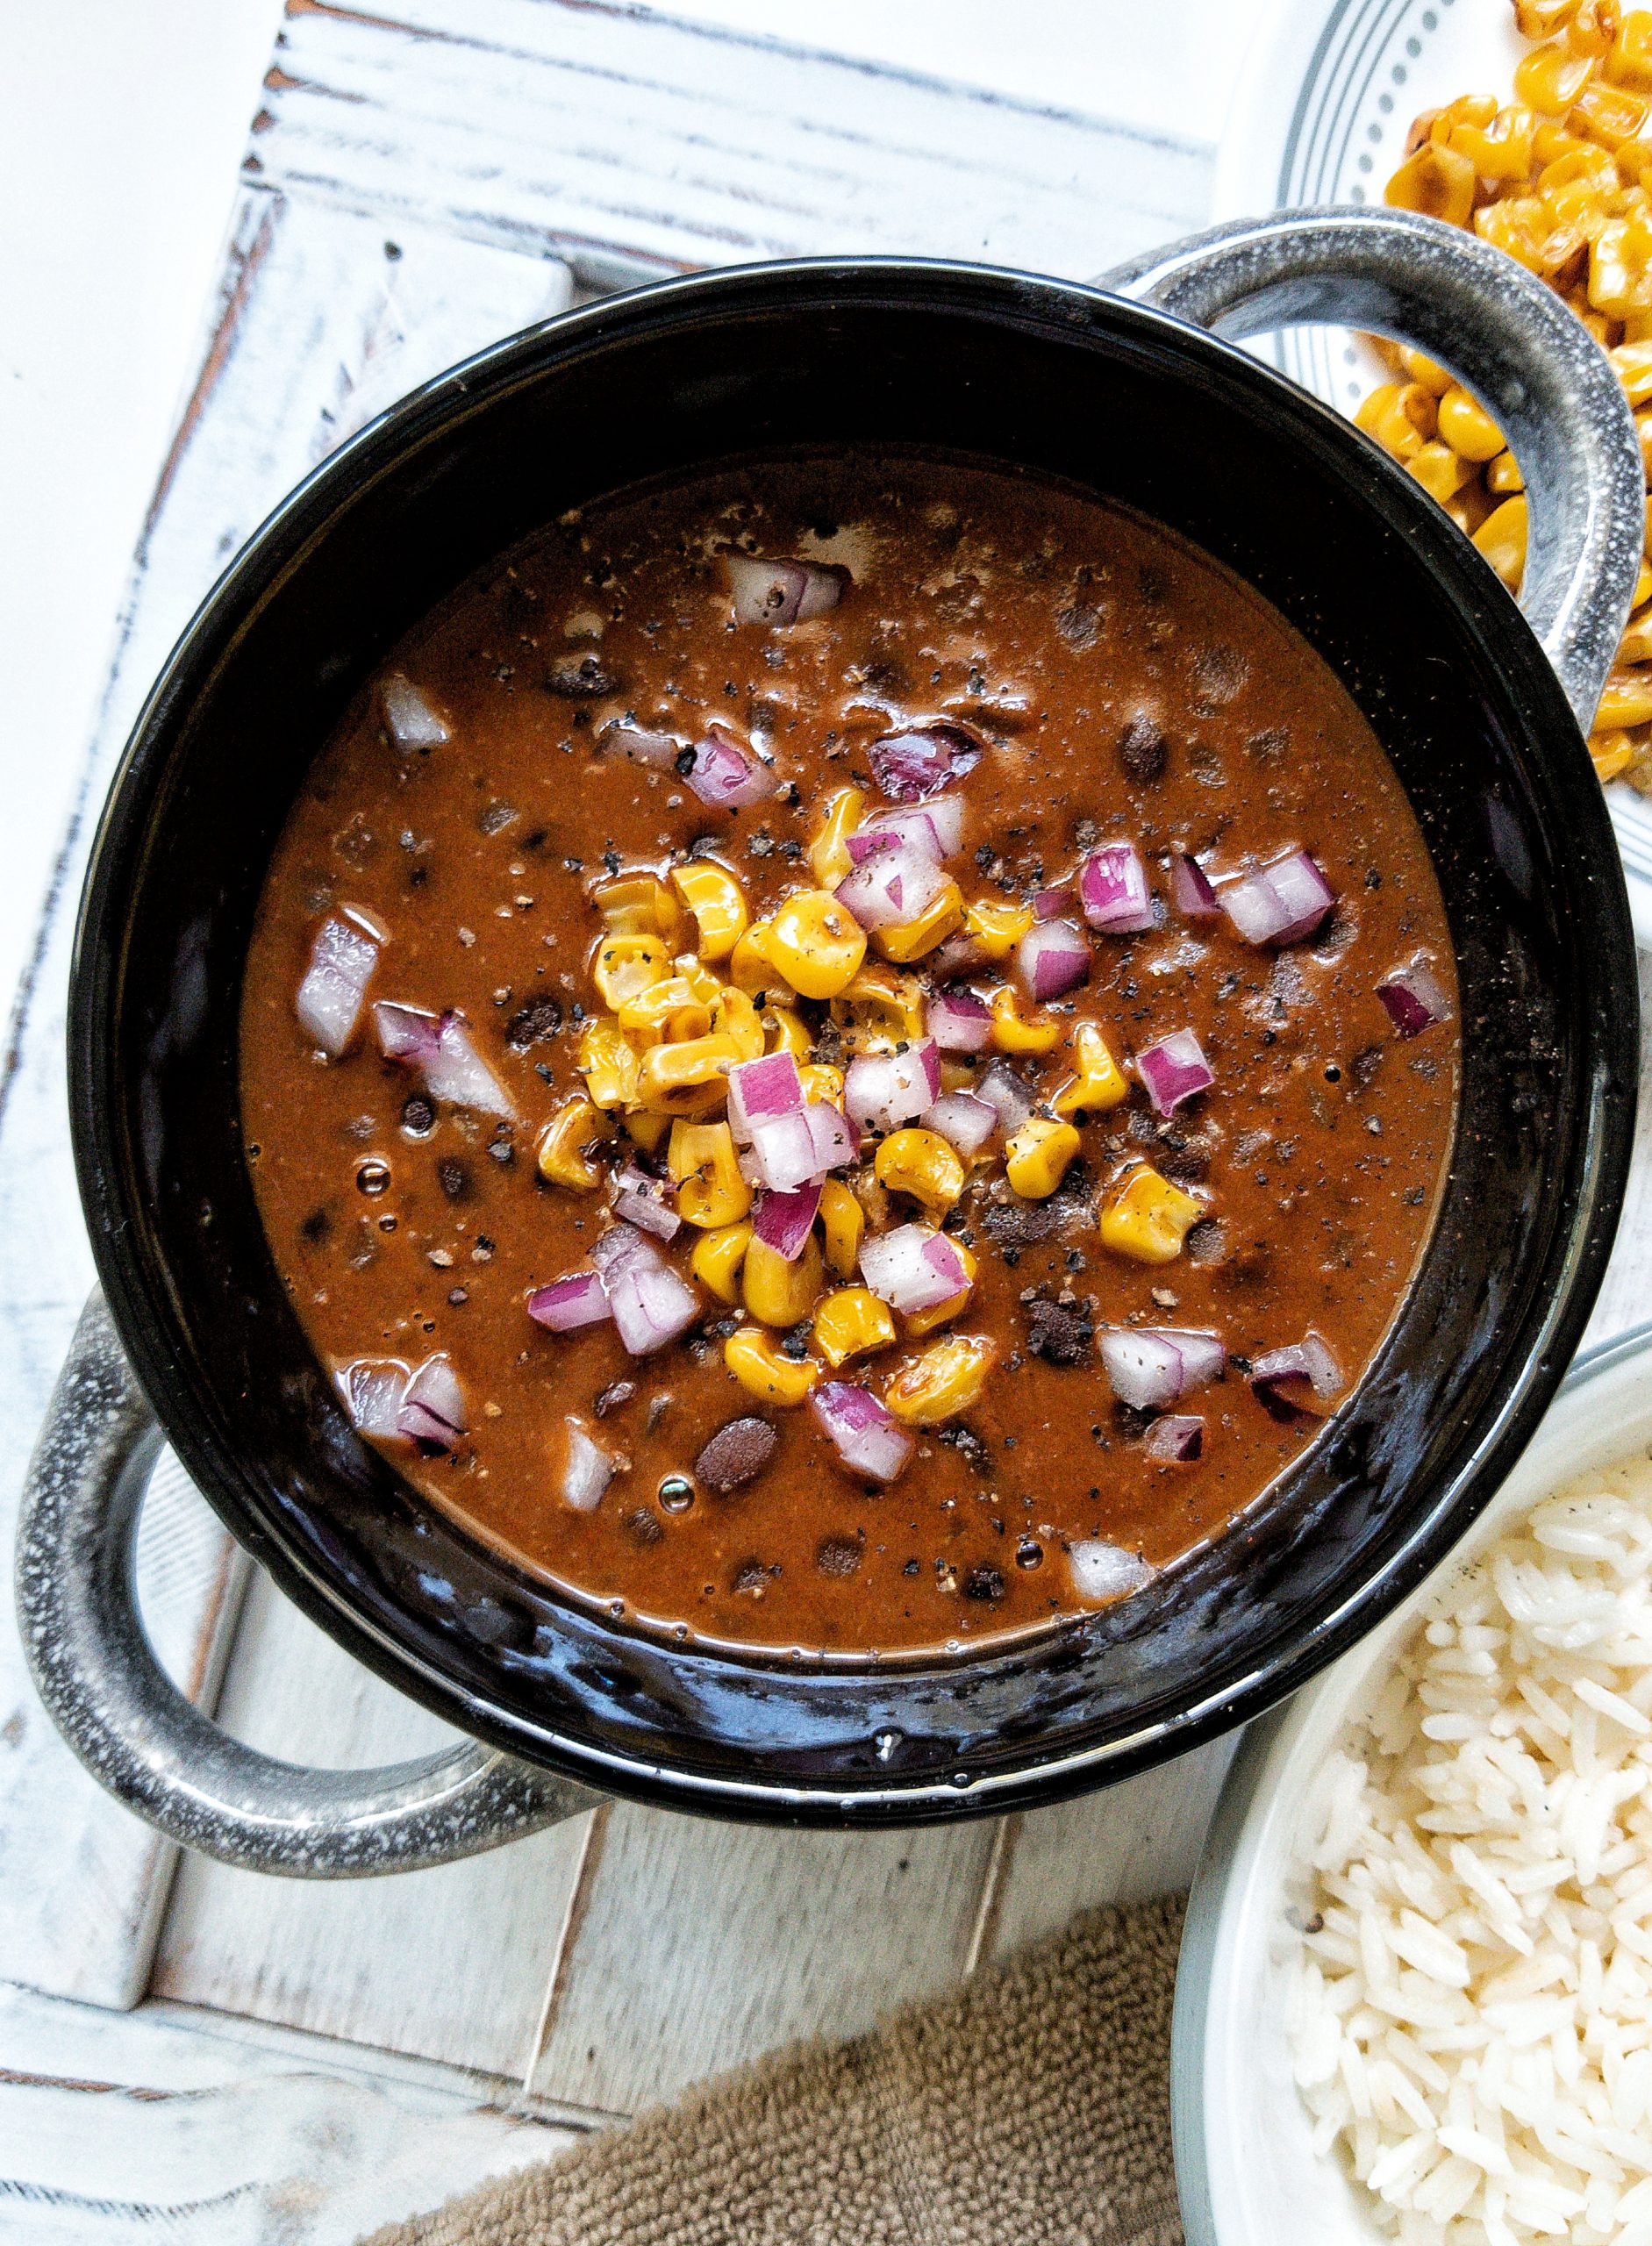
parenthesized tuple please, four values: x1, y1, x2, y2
(696, 1416, 778, 1493)
(1119, 714, 1168, 784)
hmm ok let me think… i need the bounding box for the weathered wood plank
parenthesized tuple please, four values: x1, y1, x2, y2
(255, 0, 1213, 284)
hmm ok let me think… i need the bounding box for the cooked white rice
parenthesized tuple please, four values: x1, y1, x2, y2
(1288, 1448, 1652, 2245)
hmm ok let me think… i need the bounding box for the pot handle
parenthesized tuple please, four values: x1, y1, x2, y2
(1100, 207, 1645, 733)
(14, 1291, 602, 1875)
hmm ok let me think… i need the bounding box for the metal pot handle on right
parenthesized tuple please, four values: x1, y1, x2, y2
(1102, 206, 1646, 732)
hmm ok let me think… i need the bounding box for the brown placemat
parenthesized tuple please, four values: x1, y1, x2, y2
(361, 1891, 1187, 2246)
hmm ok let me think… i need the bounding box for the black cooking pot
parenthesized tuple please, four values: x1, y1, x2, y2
(14, 211, 1642, 1870)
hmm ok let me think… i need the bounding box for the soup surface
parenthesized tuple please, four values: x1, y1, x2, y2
(240, 452, 1459, 1660)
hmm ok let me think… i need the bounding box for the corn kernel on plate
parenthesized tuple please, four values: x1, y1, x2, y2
(1216, 0, 1652, 941)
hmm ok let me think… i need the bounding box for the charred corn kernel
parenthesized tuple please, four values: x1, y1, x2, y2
(1444, 102, 1538, 181)
(819, 1177, 865, 1279)
(1538, 137, 1620, 205)
(1473, 497, 1529, 591)
(1407, 440, 1478, 505)
(1428, 92, 1498, 140)
(1386, 140, 1477, 225)
(1397, 345, 1454, 394)
(1517, 38, 1598, 113)
(742, 1232, 825, 1327)
(830, 964, 926, 1052)
(1520, 0, 1582, 44)
(1474, 197, 1581, 278)
(1436, 383, 1506, 461)
(762, 1004, 813, 1058)
(799, 1061, 845, 1106)
(1590, 208, 1652, 313)
(1609, 7, 1652, 87)
(724, 1325, 819, 1406)
(1569, 0, 1622, 55)
(1487, 447, 1526, 496)
(1005, 1116, 1082, 1200)
(707, 984, 764, 1061)
(727, 919, 797, 1002)
(812, 1287, 898, 1368)
(618, 976, 713, 1044)
(884, 1334, 996, 1427)
(1355, 380, 1437, 460)
(577, 1018, 640, 1110)
(691, 1220, 752, 1305)
(1051, 1020, 1129, 1118)
(669, 861, 748, 961)
(767, 889, 867, 998)
(903, 1242, 977, 1338)
(1534, 116, 1592, 163)
(1598, 663, 1652, 726)
(537, 1097, 603, 1190)
(962, 897, 1034, 957)
(590, 872, 688, 949)
(668, 1119, 751, 1228)
(624, 1109, 671, 1156)
(1620, 604, 1652, 662)
(1099, 1167, 1204, 1265)
(1613, 340, 1652, 403)
(808, 786, 866, 888)
(876, 879, 964, 964)
(1572, 75, 1651, 143)
(633, 1032, 743, 1115)
(990, 984, 1062, 1055)
(592, 932, 670, 1012)
(875, 1128, 966, 1218)
(1591, 726, 1641, 777)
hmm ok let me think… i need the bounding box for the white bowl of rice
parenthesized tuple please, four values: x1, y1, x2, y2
(1174, 1323, 1652, 2246)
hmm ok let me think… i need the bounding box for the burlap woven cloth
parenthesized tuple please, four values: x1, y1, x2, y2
(361, 1891, 1187, 2246)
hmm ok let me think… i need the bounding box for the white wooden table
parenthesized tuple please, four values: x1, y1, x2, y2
(1, 5, 1648, 2237)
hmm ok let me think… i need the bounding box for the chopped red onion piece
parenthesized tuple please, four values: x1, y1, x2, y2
(753, 1181, 823, 1261)
(297, 915, 379, 1056)
(926, 984, 994, 1054)
(526, 1270, 612, 1333)
(725, 552, 847, 627)
(1136, 1028, 1215, 1117)
(1377, 961, 1451, 1039)
(862, 799, 962, 862)
(1068, 1539, 1155, 1602)
(834, 840, 947, 933)
(374, 1002, 513, 1118)
(562, 1425, 615, 1513)
(928, 932, 986, 980)
(1017, 916, 1091, 1002)
(590, 1220, 660, 1277)
(810, 1381, 913, 1484)
(976, 1058, 1033, 1134)
(842, 1041, 940, 1134)
(340, 1357, 408, 1440)
(604, 720, 679, 768)
(858, 1222, 970, 1314)
(1219, 850, 1334, 946)
(397, 1354, 468, 1452)
(1033, 881, 1074, 920)
(1144, 1413, 1205, 1464)
(382, 671, 449, 750)
(1171, 854, 1222, 919)
(868, 722, 982, 804)
(1249, 1332, 1344, 1421)
(805, 1101, 855, 1175)
(682, 725, 775, 811)
(726, 1050, 805, 1142)
(611, 1163, 680, 1242)
(922, 1092, 997, 1158)
(1098, 1327, 1226, 1409)
(1079, 844, 1155, 934)
(845, 827, 901, 869)
(605, 1256, 700, 1357)
(374, 999, 442, 1066)
(740, 1108, 822, 1194)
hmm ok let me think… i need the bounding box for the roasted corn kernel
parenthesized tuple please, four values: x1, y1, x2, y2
(727, 919, 797, 1002)
(743, 1232, 826, 1327)
(1407, 441, 1478, 505)
(724, 1325, 819, 1406)
(690, 1220, 753, 1305)
(668, 1119, 751, 1228)
(1051, 1021, 1128, 1118)
(624, 1109, 672, 1156)
(1005, 1116, 1082, 1200)
(762, 1004, 813, 1057)
(799, 1061, 845, 1106)
(590, 871, 687, 948)
(1437, 383, 1507, 461)
(819, 1177, 865, 1279)
(990, 984, 1062, 1054)
(1515, 37, 1598, 114)
(537, 1097, 603, 1190)
(669, 861, 748, 960)
(592, 932, 670, 1012)
(876, 878, 964, 964)
(767, 889, 868, 998)
(1591, 726, 1642, 777)
(577, 1017, 640, 1111)
(618, 976, 713, 1044)
(633, 1032, 743, 1114)
(884, 1334, 996, 1427)
(1571, 74, 1651, 143)
(707, 984, 765, 1061)
(812, 1287, 898, 1368)
(1098, 1166, 1204, 1265)
(1473, 497, 1529, 590)
(1355, 381, 1437, 461)
(1598, 664, 1652, 726)
(874, 1127, 966, 1218)
(903, 1241, 977, 1338)
(829, 964, 926, 1051)
(1385, 139, 1478, 225)
(1591, 207, 1652, 315)
(1486, 448, 1527, 495)
(808, 786, 866, 888)
(1608, 8, 1652, 89)
(962, 897, 1034, 957)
